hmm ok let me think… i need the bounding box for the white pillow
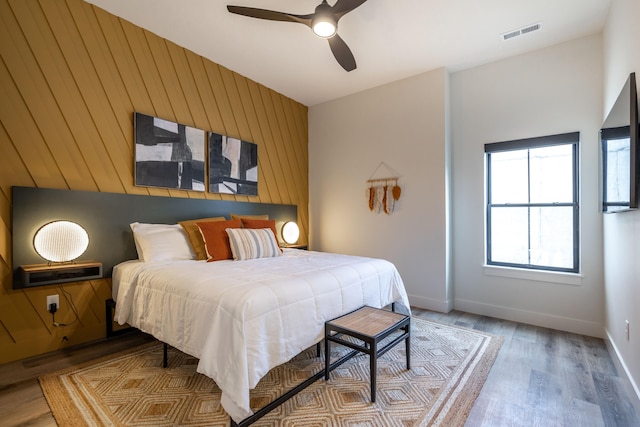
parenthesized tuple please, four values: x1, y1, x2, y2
(226, 228, 282, 261)
(130, 222, 195, 262)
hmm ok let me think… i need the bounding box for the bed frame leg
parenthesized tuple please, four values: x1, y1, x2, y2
(163, 343, 168, 368)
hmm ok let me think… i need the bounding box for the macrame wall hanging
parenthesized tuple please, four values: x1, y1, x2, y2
(366, 162, 401, 215)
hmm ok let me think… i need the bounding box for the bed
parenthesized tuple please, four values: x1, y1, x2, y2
(112, 248, 410, 423)
(11, 186, 410, 425)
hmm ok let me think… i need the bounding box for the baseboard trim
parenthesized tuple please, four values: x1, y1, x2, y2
(604, 329, 640, 417)
(408, 294, 452, 313)
(453, 298, 604, 338)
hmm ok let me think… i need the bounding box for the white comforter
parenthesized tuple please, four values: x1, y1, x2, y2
(112, 249, 410, 423)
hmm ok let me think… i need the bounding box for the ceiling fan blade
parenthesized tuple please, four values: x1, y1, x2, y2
(328, 34, 357, 72)
(331, 0, 368, 19)
(227, 6, 312, 27)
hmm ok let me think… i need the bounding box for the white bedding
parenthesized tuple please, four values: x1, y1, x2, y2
(112, 248, 410, 423)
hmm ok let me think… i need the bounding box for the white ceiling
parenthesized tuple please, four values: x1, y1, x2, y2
(83, 0, 612, 106)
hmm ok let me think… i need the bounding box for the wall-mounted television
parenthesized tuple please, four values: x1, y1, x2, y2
(601, 72, 639, 213)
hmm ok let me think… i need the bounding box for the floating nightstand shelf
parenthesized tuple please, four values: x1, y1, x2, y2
(19, 261, 103, 287)
(281, 244, 308, 250)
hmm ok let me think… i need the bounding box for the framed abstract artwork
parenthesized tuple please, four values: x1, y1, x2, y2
(208, 132, 258, 196)
(134, 112, 205, 191)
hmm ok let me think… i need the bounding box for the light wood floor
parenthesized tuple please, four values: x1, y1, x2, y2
(1, 309, 638, 426)
(413, 308, 640, 427)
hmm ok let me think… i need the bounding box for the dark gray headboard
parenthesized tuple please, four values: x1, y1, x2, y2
(12, 186, 297, 287)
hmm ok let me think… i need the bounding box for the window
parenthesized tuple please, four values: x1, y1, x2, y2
(485, 132, 579, 273)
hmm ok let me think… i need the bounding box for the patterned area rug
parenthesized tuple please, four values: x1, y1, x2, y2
(40, 318, 503, 426)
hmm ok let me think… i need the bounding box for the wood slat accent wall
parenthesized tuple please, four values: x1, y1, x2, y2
(0, 0, 308, 364)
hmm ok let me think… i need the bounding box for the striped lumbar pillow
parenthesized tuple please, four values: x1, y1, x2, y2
(226, 228, 282, 260)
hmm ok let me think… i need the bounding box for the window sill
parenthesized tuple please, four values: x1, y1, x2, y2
(483, 265, 582, 286)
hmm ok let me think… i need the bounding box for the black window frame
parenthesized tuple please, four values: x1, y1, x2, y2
(485, 132, 580, 274)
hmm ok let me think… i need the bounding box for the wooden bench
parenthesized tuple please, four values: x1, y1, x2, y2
(324, 306, 411, 402)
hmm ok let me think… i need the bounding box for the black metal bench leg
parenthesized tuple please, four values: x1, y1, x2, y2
(405, 325, 411, 370)
(370, 341, 376, 402)
(324, 327, 331, 380)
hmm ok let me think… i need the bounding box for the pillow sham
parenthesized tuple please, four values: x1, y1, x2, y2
(226, 228, 282, 261)
(130, 222, 195, 262)
(196, 219, 242, 262)
(230, 213, 269, 220)
(240, 218, 279, 245)
(179, 217, 226, 260)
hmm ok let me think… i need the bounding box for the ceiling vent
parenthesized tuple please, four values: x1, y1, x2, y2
(501, 22, 542, 41)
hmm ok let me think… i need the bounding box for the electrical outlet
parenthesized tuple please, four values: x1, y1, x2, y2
(625, 320, 630, 341)
(47, 294, 59, 312)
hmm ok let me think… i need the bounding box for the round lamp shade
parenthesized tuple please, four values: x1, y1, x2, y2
(281, 221, 300, 245)
(34, 221, 89, 263)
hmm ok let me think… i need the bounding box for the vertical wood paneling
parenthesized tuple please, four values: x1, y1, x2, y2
(0, 4, 72, 190)
(67, 0, 135, 147)
(0, 0, 308, 364)
(123, 24, 171, 119)
(165, 44, 209, 131)
(248, 81, 285, 204)
(8, 1, 99, 192)
(93, 8, 157, 171)
(185, 53, 226, 136)
(220, 67, 252, 141)
(235, 77, 272, 203)
(146, 35, 191, 123)
(203, 61, 240, 141)
(88, 12, 152, 197)
(55, 0, 136, 194)
(262, 86, 296, 204)
(32, 0, 124, 193)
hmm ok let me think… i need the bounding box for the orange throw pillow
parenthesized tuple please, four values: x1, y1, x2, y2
(179, 217, 226, 260)
(240, 218, 279, 244)
(196, 219, 242, 261)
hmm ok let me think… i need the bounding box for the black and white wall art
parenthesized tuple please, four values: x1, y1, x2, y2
(134, 112, 205, 191)
(208, 132, 258, 196)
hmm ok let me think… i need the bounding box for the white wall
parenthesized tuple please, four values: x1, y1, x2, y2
(602, 0, 640, 403)
(309, 0, 638, 406)
(310, 37, 606, 335)
(450, 34, 605, 338)
(309, 68, 452, 311)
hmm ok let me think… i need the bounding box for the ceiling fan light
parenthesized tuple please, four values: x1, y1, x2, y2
(312, 19, 336, 38)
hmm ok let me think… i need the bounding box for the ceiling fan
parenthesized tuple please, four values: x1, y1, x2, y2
(227, 0, 368, 72)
